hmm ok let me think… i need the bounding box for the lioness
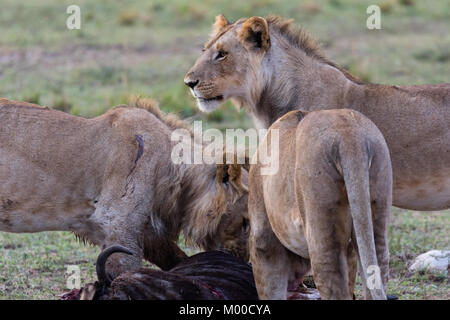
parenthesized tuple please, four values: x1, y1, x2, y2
(0, 98, 249, 276)
(249, 109, 392, 300)
(185, 15, 450, 211)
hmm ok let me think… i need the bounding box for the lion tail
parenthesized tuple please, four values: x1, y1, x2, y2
(340, 143, 387, 300)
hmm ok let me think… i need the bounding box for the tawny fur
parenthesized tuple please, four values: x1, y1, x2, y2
(249, 109, 392, 300)
(0, 98, 249, 276)
(185, 15, 450, 211)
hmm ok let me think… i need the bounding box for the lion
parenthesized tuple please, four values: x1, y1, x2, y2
(249, 109, 392, 300)
(0, 98, 249, 277)
(185, 14, 450, 212)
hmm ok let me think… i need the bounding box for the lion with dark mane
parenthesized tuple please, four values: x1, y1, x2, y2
(0, 98, 249, 277)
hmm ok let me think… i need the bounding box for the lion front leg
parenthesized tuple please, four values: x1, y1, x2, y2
(143, 236, 188, 270)
(250, 227, 292, 299)
(91, 202, 147, 278)
(249, 190, 292, 299)
(101, 226, 144, 278)
(100, 238, 143, 279)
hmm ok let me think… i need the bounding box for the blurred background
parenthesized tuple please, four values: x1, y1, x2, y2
(0, 0, 448, 299)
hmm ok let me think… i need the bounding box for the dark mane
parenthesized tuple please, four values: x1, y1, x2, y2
(265, 16, 366, 85)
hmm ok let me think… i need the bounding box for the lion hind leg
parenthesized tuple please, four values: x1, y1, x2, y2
(347, 238, 358, 299)
(297, 167, 353, 300)
(305, 205, 353, 300)
(371, 202, 390, 294)
(369, 174, 392, 295)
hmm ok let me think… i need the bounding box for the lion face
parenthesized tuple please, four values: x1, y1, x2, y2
(184, 15, 270, 113)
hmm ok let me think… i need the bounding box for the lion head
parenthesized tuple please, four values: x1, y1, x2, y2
(181, 155, 250, 262)
(184, 14, 272, 113)
(203, 164, 249, 261)
(126, 98, 251, 264)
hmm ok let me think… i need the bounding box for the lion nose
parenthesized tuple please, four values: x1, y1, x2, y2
(184, 78, 199, 89)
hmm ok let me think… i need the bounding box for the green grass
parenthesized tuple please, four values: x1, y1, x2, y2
(1, 0, 449, 123)
(384, 209, 449, 300)
(1, 210, 448, 300)
(0, 0, 449, 299)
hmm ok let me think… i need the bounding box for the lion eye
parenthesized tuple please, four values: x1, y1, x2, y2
(215, 51, 227, 60)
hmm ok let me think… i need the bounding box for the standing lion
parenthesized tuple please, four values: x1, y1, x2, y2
(185, 15, 450, 212)
(249, 109, 392, 300)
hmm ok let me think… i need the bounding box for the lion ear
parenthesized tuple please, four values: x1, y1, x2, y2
(216, 153, 248, 193)
(226, 163, 248, 194)
(238, 16, 270, 51)
(212, 14, 230, 35)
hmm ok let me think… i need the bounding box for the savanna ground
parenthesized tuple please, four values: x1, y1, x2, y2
(0, 0, 448, 299)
